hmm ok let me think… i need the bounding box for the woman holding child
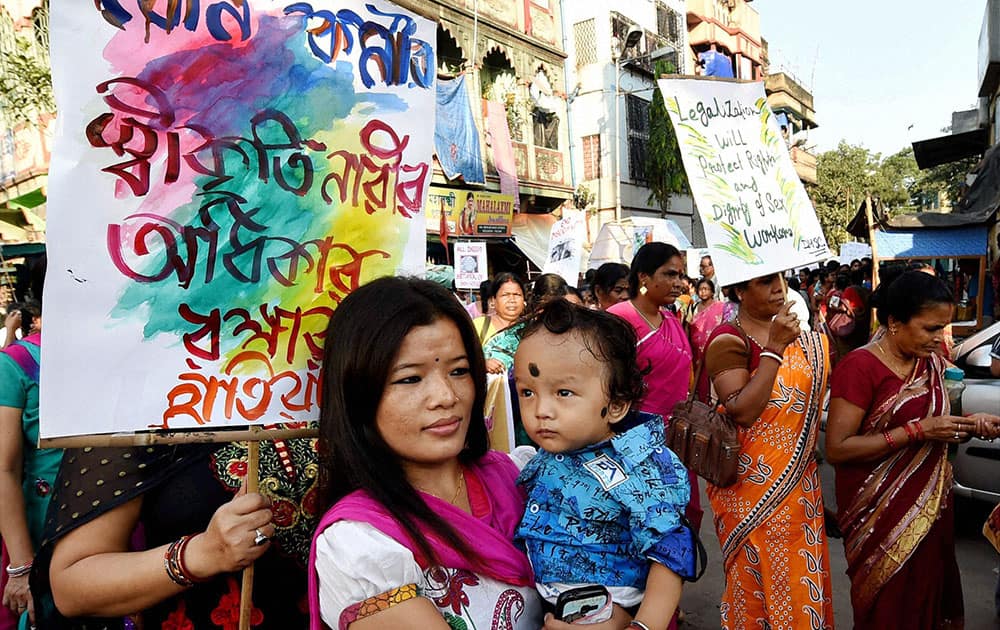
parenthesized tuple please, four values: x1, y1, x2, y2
(308, 277, 543, 629)
(309, 277, 691, 630)
(701, 272, 834, 630)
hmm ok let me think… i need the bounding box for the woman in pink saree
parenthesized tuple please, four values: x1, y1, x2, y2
(688, 277, 726, 373)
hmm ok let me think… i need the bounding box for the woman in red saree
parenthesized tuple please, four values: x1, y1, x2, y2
(826, 271, 1000, 630)
(701, 273, 834, 630)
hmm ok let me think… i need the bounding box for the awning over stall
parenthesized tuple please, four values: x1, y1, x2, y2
(875, 225, 988, 260)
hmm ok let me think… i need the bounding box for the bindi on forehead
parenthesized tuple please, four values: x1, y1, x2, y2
(528, 362, 540, 377)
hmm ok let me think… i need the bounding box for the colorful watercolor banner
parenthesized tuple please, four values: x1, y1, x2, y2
(658, 78, 830, 285)
(425, 186, 514, 237)
(41, 1, 436, 438)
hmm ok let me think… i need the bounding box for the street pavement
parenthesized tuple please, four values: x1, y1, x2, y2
(677, 457, 1000, 629)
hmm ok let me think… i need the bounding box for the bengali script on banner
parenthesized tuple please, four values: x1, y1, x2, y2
(657, 78, 830, 285)
(41, 0, 436, 438)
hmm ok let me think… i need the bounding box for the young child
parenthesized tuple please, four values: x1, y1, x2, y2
(513, 299, 696, 630)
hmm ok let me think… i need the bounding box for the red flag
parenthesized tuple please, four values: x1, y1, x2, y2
(439, 199, 450, 264)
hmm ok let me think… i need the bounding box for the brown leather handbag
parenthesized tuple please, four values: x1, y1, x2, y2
(664, 334, 745, 487)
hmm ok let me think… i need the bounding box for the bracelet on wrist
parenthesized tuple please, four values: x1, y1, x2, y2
(902, 422, 915, 443)
(627, 622, 652, 630)
(5, 561, 32, 578)
(759, 351, 783, 365)
(164, 535, 209, 587)
(882, 429, 897, 449)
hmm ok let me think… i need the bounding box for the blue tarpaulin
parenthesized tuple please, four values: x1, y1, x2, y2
(435, 75, 485, 185)
(698, 50, 734, 78)
(875, 226, 988, 259)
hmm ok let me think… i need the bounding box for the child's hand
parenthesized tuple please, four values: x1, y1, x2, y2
(541, 604, 632, 629)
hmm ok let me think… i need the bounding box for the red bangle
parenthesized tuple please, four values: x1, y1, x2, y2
(883, 430, 897, 449)
(176, 535, 211, 584)
(902, 423, 916, 442)
(914, 421, 926, 441)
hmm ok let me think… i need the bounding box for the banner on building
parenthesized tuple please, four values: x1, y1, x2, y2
(435, 75, 485, 185)
(658, 77, 830, 286)
(42, 1, 436, 438)
(543, 212, 586, 283)
(454, 241, 488, 290)
(426, 186, 514, 237)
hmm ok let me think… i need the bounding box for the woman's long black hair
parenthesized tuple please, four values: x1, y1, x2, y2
(319, 276, 489, 566)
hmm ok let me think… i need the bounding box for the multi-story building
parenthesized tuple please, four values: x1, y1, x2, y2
(393, 0, 574, 273)
(562, 0, 693, 237)
(764, 70, 818, 185)
(0, 0, 51, 246)
(686, 0, 763, 81)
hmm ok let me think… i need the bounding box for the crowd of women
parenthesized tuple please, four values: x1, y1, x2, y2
(3, 244, 1000, 630)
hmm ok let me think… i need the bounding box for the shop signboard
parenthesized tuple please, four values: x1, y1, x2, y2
(426, 186, 514, 237)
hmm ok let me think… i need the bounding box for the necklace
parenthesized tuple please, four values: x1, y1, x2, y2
(631, 300, 662, 331)
(734, 314, 768, 349)
(415, 469, 465, 505)
(874, 338, 914, 377)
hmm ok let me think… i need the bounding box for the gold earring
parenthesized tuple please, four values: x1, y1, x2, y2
(890, 327, 897, 336)
(639, 285, 648, 296)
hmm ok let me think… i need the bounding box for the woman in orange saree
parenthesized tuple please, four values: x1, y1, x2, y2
(701, 273, 834, 630)
(826, 271, 1000, 630)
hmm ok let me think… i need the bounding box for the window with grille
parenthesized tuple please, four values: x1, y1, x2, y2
(532, 109, 559, 149)
(626, 95, 650, 184)
(582, 134, 601, 180)
(32, 0, 49, 60)
(656, 2, 683, 44)
(573, 19, 596, 66)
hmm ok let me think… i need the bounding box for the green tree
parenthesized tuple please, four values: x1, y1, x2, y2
(0, 35, 55, 126)
(646, 59, 687, 211)
(878, 147, 921, 213)
(813, 142, 882, 251)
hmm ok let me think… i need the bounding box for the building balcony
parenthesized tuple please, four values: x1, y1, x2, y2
(790, 146, 817, 185)
(686, 0, 762, 63)
(764, 73, 816, 129)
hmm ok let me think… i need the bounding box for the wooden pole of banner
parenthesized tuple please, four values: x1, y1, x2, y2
(239, 428, 261, 630)
(38, 426, 318, 449)
(864, 194, 881, 334)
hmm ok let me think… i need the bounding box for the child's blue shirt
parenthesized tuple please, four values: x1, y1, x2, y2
(515, 414, 697, 590)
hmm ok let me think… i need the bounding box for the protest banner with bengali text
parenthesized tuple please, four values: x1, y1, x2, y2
(658, 77, 830, 285)
(41, 0, 436, 439)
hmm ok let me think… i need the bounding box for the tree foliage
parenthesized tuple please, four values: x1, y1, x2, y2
(812, 142, 883, 251)
(646, 59, 688, 211)
(0, 35, 55, 126)
(813, 142, 979, 251)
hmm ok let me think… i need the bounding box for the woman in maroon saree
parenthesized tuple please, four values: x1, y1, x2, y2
(826, 271, 1000, 630)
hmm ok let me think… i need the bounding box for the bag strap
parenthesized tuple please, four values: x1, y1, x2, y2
(689, 322, 750, 405)
(679, 512, 709, 582)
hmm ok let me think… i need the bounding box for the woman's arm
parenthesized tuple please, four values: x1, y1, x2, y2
(50, 487, 273, 617)
(711, 355, 781, 428)
(348, 597, 452, 629)
(825, 396, 973, 465)
(0, 406, 34, 618)
(709, 304, 800, 427)
(2, 311, 19, 349)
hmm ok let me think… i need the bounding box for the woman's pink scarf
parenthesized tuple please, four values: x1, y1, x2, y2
(307, 451, 534, 629)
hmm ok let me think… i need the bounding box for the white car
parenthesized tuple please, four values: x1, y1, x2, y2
(951, 323, 1000, 503)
